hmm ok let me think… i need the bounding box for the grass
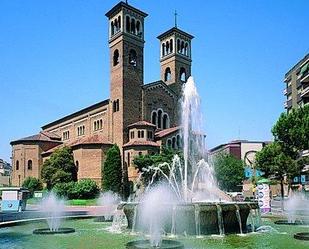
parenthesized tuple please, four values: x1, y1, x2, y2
(27, 198, 98, 206)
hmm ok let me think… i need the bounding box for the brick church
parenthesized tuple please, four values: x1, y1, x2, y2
(11, 1, 194, 187)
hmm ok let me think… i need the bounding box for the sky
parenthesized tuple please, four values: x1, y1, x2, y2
(0, 0, 308, 162)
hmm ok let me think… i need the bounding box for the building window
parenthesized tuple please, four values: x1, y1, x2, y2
(162, 43, 166, 57)
(131, 18, 136, 34)
(180, 67, 186, 82)
(113, 99, 120, 112)
(177, 39, 181, 53)
(157, 110, 163, 129)
(76, 161, 79, 172)
(113, 49, 119, 66)
(137, 130, 144, 138)
(176, 135, 181, 148)
(77, 125, 85, 136)
(170, 39, 173, 53)
(129, 49, 137, 66)
(147, 131, 153, 139)
(27, 160, 32, 170)
(63, 131, 70, 140)
(16, 160, 19, 171)
(167, 139, 172, 148)
(130, 131, 135, 139)
(151, 111, 157, 125)
(164, 67, 171, 82)
(94, 119, 103, 131)
(163, 114, 169, 129)
(127, 152, 131, 167)
(172, 137, 176, 149)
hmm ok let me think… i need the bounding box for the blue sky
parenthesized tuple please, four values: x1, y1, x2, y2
(0, 0, 308, 162)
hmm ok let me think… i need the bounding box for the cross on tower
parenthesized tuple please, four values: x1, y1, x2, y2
(174, 10, 178, 28)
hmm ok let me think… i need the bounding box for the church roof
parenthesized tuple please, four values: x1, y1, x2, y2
(143, 80, 178, 98)
(127, 121, 156, 128)
(10, 132, 62, 145)
(123, 140, 160, 148)
(41, 99, 109, 130)
(41, 134, 112, 156)
(157, 27, 194, 40)
(155, 126, 180, 139)
(105, 1, 148, 18)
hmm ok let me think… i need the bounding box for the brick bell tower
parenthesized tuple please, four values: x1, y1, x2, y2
(157, 26, 194, 95)
(105, 2, 147, 147)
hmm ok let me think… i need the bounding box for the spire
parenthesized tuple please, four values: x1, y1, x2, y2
(174, 10, 178, 28)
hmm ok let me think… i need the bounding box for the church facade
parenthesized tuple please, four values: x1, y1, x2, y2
(10, 2, 194, 187)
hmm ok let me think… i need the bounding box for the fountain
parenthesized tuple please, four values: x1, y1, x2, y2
(94, 191, 121, 222)
(124, 77, 259, 248)
(274, 192, 309, 226)
(33, 192, 75, 235)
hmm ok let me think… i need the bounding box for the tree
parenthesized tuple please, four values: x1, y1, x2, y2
(22, 177, 43, 196)
(102, 144, 122, 194)
(41, 146, 77, 190)
(213, 153, 244, 192)
(272, 105, 309, 157)
(255, 142, 298, 200)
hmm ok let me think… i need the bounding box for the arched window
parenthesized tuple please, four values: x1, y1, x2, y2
(163, 114, 169, 129)
(170, 39, 173, 53)
(131, 18, 136, 34)
(157, 109, 162, 129)
(118, 16, 121, 29)
(185, 43, 188, 56)
(164, 67, 171, 82)
(172, 137, 176, 149)
(16, 160, 19, 170)
(177, 39, 181, 53)
(176, 135, 181, 148)
(100, 120, 103, 129)
(167, 139, 172, 148)
(180, 67, 186, 82)
(166, 41, 170, 54)
(181, 41, 185, 54)
(113, 49, 119, 66)
(111, 21, 115, 36)
(129, 49, 137, 66)
(126, 16, 130, 32)
(94, 121, 97, 131)
(151, 111, 157, 125)
(136, 21, 141, 34)
(27, 160, 32, 170)
(162, 43, 165, 57)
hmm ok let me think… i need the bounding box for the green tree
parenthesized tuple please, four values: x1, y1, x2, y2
(102, 144, 122, 194)
(255, 142, 298, 200)
(22, 177, 43, 196)
(41, 146, 77, 190)
(213, 153, 244, 192)
(272, 105, 309, 157)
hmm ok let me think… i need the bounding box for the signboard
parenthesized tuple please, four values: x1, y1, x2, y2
(257, 183, 271, 214)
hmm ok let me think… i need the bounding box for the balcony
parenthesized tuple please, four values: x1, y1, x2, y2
(284, 99, 292, 109)
(301, 85, 309, 98)
(300, 63, 309, 83)
(283, 88, 287, 95)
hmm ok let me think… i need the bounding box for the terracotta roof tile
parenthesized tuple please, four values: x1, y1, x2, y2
(123, 140, 160, 148)
(11, 132, 62, 145)
(155, 126, 180, 139)
(127, 121, 156, 128)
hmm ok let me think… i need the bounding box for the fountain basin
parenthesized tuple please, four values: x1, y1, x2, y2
(33, 227, 75, 235)
(275, 220, 309, 225)
(126, 240, 184, 249)
(294, 232, 309, 241)
(123, 202, 258, 235)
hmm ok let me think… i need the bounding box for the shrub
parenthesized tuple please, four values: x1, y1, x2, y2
(53, 179, 99, 200)
(74, 179, 100, 199)
(22, 177, 43, 196)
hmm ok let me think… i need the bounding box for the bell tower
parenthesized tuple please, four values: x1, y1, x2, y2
(106, 2, 147, 146)
(157, 27, 194, 94)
